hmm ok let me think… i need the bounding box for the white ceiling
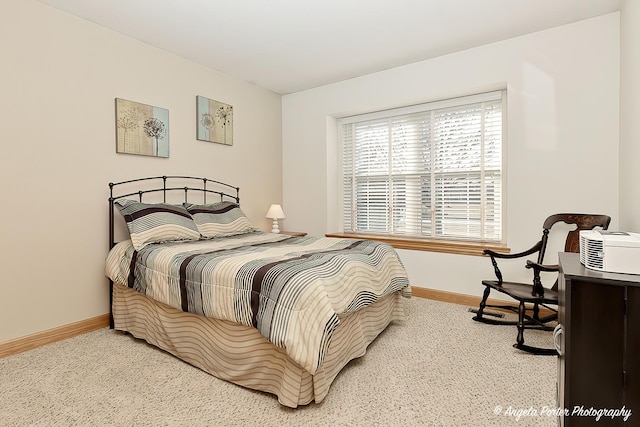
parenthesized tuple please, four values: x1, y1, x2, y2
(35, 0, 622, 95)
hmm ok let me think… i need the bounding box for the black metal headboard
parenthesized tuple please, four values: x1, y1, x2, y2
(108, 175, 240, 250)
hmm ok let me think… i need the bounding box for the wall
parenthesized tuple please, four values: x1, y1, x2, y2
(0, 0, 282, 343)
(620, 0, 640, 231)
(282, 14, 620, 297)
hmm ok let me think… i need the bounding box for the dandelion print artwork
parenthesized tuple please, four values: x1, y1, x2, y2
(115, 98, 169, 157)
(197, 96, 233, 145)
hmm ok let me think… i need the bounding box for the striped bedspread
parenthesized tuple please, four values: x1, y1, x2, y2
(105, 231, 411, 374)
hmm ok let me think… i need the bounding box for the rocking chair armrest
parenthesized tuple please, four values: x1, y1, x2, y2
(525, 260, 559, 297)
(483, 241, 542, 260)
(483, 241, 543, 285)
(526, 260, 559, 273)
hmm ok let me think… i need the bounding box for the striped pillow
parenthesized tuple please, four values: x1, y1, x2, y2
(185, 201, 255, 238)
(115, 199, 201, 250)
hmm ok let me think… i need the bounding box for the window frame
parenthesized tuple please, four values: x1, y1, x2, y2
(337, 90, 507, 253)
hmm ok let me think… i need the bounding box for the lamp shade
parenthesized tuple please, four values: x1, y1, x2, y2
(266, 204, 285, 219)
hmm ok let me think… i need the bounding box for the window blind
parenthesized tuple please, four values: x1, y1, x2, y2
(340, 90, 504, 242)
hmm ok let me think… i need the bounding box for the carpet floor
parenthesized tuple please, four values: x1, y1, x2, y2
(0, 297, 558, 426)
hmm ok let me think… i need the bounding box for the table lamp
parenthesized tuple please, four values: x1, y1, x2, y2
(266, 204, 285, 233)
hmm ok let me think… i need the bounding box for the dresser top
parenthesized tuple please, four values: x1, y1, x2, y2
(559, 252, 640, 285)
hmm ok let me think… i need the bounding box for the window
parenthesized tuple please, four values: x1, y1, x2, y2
(340, 90, 504, 243)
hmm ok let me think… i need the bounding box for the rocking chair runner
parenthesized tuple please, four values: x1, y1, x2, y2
(472, 213, 611, 355)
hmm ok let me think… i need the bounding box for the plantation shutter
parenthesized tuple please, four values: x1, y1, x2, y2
(341, 90, 504, 242)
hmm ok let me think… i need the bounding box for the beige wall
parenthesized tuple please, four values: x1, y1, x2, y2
(620, 0, 640, 230)
(282, 14, 620, 298)
(1, 2, 632, 344)
(0, 0, 283, 343)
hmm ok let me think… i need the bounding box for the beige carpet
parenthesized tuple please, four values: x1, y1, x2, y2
(0, 298, 557, 426)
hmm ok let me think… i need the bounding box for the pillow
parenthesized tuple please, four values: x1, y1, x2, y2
(115, 199, 201, 250)
(185, 201, 255, 238)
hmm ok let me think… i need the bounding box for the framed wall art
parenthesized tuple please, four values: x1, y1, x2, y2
(115, 98, 169, 157)
(197, 95, 233, 146)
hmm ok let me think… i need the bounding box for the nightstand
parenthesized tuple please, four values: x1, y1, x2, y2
(280, 231, 307, 236)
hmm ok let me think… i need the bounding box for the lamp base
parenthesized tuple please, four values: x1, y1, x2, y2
(271, 219, 281, 234)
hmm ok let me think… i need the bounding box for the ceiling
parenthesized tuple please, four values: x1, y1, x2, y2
(35, 0, 622, 95)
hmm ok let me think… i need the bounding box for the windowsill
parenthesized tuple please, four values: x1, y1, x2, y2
(325, 232, 510, 256)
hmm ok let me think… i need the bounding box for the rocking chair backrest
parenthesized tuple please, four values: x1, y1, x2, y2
(537, 214, 611, 292)
(540, 213, 612, 262)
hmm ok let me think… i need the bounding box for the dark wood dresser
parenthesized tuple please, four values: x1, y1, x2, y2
(558, 252, 640, 426)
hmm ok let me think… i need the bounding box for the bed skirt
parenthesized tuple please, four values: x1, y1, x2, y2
(112, 283, 407, 408)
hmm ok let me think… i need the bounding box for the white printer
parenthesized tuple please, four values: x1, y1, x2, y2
(579, 230, 640, 275)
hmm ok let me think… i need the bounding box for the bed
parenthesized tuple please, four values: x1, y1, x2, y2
(105, 176, 411, 407)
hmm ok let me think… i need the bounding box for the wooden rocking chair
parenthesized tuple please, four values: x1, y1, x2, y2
(472, 213, 611, 355)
